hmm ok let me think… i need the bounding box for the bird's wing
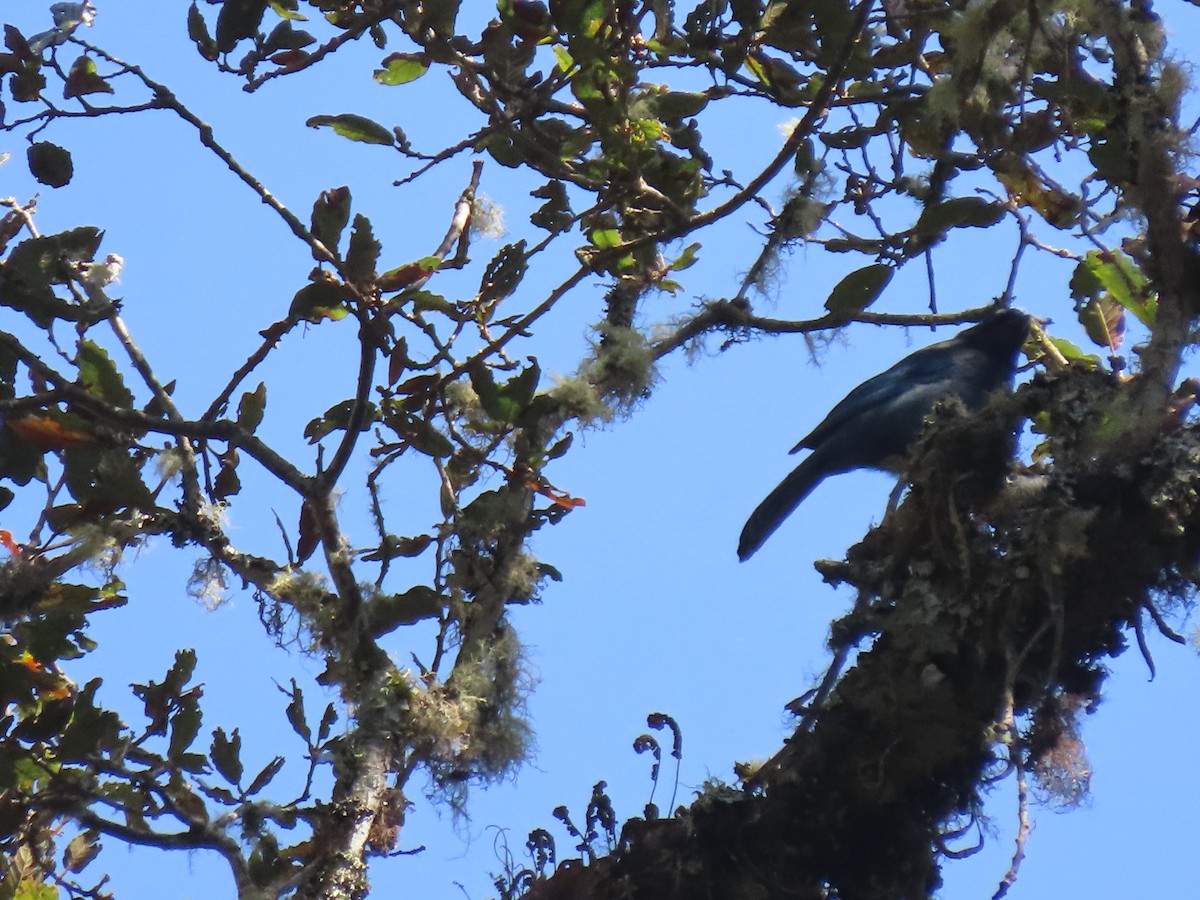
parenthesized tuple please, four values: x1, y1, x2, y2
(789, 337, 965, 453)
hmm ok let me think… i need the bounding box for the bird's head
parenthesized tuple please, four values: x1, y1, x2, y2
(957, 308, 1030, 357)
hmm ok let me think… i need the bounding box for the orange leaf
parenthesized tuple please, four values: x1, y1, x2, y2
(8, 414, 98, 449)
(526, 478, 586, 510)
(0, 530, 19, 554)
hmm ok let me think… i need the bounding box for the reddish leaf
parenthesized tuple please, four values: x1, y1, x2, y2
(296, 500, 320, 564)
(377, 262, 430, 293)
(387, 337, 409, 385)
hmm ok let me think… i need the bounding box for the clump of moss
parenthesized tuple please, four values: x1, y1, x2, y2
(581, 324, 658, 416)
(406, 622, 535, 791)
(547, 375, 614, 428)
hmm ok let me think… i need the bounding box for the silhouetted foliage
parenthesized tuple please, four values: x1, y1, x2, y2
(1, 1, 1199, 898)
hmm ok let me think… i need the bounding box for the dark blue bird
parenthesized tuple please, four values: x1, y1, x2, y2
(738, 308, 1029, 562)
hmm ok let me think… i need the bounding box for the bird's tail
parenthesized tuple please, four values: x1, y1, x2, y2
(737, 455, 827, 562)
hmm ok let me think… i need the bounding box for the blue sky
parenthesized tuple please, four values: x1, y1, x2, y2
(3, 1, 1200, 897)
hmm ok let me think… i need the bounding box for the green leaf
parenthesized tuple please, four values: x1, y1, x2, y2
(1046, 336, 1100, 368)
(530, 180, 574, 234)
(236, 383, 267, 433)
(1088, 139, 1135, 184)
(546, 432, 573, 460)
(26, 142, 73, 188)
(669, 242, 700, 272)
(161, 650, 197, 696)
(819, 126, 870, 150)
(994, 167, 1081, 230)
(478, 240, 528, 305)
(210, 727, 244, 785)
(411, 0, 460, 36)
(824, 264, 893, 314)
(187, 3, 220, 60)
(0, 423, 46, 486)
(63, 55, 113, 98)
(304, 399, 380, 444)
(650, 90, 709, 122)
(469, 359, 541, 424)
(4, 25, 34, 61)
(10, 67, 46, 103)
(57, 678, 123, 760)
(262, 20, 314, 53)
(268, 0, 307, 20)
(552, 45, 574, 72)
(0, 227, 103, 326)
(588, 228, 622, 249)
(245, 756, 285, 796)
(361, 534, 433, 562)
(1078, 297, 1125, 350)
(64, 829, 101, 873)
(215, 0, 269, 53)
(62, 445, 155, 509)
(284, 680, 310, 742)
(407, 288, 459, 318)
(289, 278, 349, 323)
(345, 214, 381, 287)
(14, 880, 57, 900)
(374, 52, 429, 85)
(384, 409, 455, 457)
(917, 197, 1006, 234)
(77, 339, 134, 407)
(212, 449, 241, 499)
(366, 585, 445, 637)
(317, 704, 337, 742)
(310, 186, 351, 257)
(306, 114, 396, 146)
(168, 697, 203, 759)
(1070, 250, 1156, 326)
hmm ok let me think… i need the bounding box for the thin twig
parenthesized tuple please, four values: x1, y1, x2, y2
(650, 300, 1005, 361)
(991, 752, 1031, 899)
(445, 264, 592, 384)
(605, 0, 876, 261)
(243, 18, 376, 92)
(107, 311, 203, 509)
(202, 315, 301, 422)
(0, 197, 40, 237)
(319, 161, 484, 489)
(0, 329, 310, 494)
(71, 38, 345, 276)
